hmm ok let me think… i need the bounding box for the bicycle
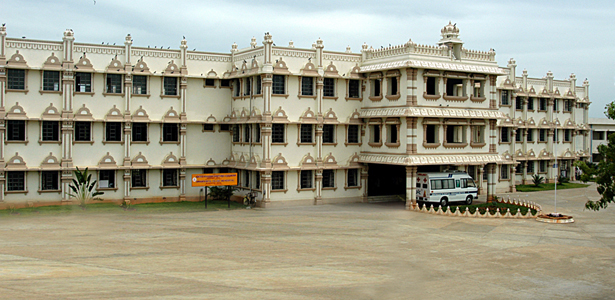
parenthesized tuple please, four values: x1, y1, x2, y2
(243, 191, 257, 206)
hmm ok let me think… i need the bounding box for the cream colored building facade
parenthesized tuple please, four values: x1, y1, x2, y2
(0, 23, 589, 208)
(496, 62, 590, 188)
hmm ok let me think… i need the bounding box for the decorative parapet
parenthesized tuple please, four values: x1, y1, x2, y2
(363, 41, 495, 62)
(409, 196, 542, 218)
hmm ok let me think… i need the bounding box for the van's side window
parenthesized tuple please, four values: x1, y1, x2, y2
(456, 180, 460, 188)
(431, 180, 442, 190)
(460, 178, 468, 188)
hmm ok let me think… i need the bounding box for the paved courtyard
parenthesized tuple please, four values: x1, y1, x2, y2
(0, 184, 614, 299)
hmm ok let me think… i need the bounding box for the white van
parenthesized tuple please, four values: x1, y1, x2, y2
(416, 171, 478, 206)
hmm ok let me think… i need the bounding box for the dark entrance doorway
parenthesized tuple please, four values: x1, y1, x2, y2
(367, 164, 406, 196)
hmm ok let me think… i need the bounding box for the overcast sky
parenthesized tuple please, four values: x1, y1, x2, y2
(2, 0, 614, 118)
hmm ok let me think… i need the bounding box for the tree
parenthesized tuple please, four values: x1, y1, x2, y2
(585, 101, 615, 210)
(67, 167, 104, 208)
(532, 174, 544, 187)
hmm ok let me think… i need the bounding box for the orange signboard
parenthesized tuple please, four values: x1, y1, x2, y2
(191, 173, 237, 187)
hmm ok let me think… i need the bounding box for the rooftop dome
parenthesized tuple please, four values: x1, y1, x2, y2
(438, 21, 462, 45)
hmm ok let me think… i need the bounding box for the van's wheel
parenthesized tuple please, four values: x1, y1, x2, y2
(440, 197, 448, 207)
(465, 195, 473, 205)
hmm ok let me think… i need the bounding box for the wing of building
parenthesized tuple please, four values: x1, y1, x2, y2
(0, 22, 590, 208)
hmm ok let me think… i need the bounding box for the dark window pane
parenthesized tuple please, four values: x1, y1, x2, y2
(99, 170, 115, 188)
(272, 124, 284, 143)
(272, 75, 285, 94)
(75, 72, 92, 93)
(132, 123, 148, 142)
(323, 169, 334, 188)
(105, 122, 122, 142)
(301, 77, 314, 96)
(162, 169, 178, 186)
(348, 125, 360, 144)
(7, 120, 26, 141)
(272, 171, 284, 190)
(106, 74, 122, 93)
(162, 123, 178, 142)
(7, 171, 25, 191)
(43, 71, 60, 91)
(41, 171, 59, 190)
(7, 69, 26, 90)
(133, 75, 147, 94)
(349, 79, 360, 98)
(75, 122, 91, 141)
(131, 169, 147, 187)
(42, 121, 60, 141)
(163, 77, 178, 95)
(323, 124, 335, 143)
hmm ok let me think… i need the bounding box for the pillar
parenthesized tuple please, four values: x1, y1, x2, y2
(487, 164, 497, 202)
(314, 169, 322, 205)
(261, 171, 271, 207)
(478, 165, 485, 195)
(405, 166, 417, 210)
(361, 165, 369, 202)
(510, 165, 516, 193)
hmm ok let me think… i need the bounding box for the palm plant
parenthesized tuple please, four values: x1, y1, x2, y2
(67, 167, 104, 208)
(532, 174, 544, 187)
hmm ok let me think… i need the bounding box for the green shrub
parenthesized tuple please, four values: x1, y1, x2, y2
(532, 174, 544, 187)
(557, 175, 570, 185)
(208, 186, 237, 200)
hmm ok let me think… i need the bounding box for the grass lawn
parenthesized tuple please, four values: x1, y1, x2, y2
(418, 201, 537, 215)
(515, 182, 589, 192)
(1, 200, 245, 217)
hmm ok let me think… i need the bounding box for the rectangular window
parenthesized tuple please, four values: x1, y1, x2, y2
(105, 122, 123, 142)
(501, 90, 509, 105)
(516, 163, 524, 174)
(41, 171, 59, 190)
(42, 121, 60, 142)
(272, 124, 285, 143)
(242, 170, 250, 188)
(256, 75, 262, 95)
(446, 125, 464, 143)
(42, 71, 60, 91)
(501, 127, 510, 143)
(593, 131, 605, 140)
(347, 125, 360, 144)
(526, 129, 533, 142)
(515, 129, 522, 142)
(205, 78, 215, 87)
(473, 81, 483, 97)
(347, 169, 359, 187)
(515, 97, 523, 110)
(527, 161, 535, 174)
(220, 79, 231, 87)
(132, 123, 148, 142)
(501, 165, 509, 180)
(272, 171, 284, 190)
(244, 78, 251, 96)
(388, 77, 398, 96)
(371, 79, 381, 97)
(564, 129, 571, 142)
(539, 161, 547, 173)
(162, 123, 179, 142)
(426, 124, 438, 144)
(323, 124, 335, 143)
(203, 124, 214, 131)
(131, 169, 147, 188)
(75, 121, 91, 141)
(370, 124, 381, 143)
(539, 129, 547, 142)
(220, 124, 230, 131)
(553, 99, 559, 111)
(99, 170, 115, 188)
(539, 98, 547, 111)
(323, 78, 335, 97)
(426, 77, 437, 95)
(472, 126, 485, 143)
(564, 100, 572, 112)
(7, 69, 26, 90)
(272, 75, 285, 94)
(317, 169, 332, 189)
(300, 170, 313, 189)
(232, 79, 240, 97)
(163, 77, 178, 96)
(106, 74, 122, 94)
(243, 124, 251, 143)
(446, 78, 464, 96)
(387, 124, 398, 144)
(7, 120, 26, 141)
(348, 79, 361, 98)
(553, 129, 558, 142)
(527, 98, 534, 110)
(7, 171, 25, 191)
(300, 124, 314, 143)
(75, 72, 92, 93)
(301, 77, 314, 96)
(162, 169, 178, 187)
(133, 75, 147, 94)
(254, 125, 261, 143)
(232, 125, 240, 143)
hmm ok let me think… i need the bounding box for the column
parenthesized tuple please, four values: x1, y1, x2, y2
(547, 129, 554, 183)
(361, 165, 369, 202)
(316, 124, 323, 165)
(179, 168, 186, 201)
(314, 169, 322, 205)
(478, 165, 485, 195)
(522, 161, 527, 184)
(510, 165, 516, 193)
(487, 164, 497, 202)
(261, 171, 271, 207)
(406, 68, 417, 106)
(406, 117, 417, 154)
(405, 166, 417, 210)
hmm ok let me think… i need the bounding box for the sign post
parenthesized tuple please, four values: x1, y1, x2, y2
(191, 173, 238, 209)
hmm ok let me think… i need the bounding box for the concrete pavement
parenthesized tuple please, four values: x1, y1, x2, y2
(0, 183, 613, 299)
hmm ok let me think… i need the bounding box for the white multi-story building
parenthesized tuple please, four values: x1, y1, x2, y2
(496, 62, 590, 188)
(589, 118, 615, 162)
(0, 22, 589, 208)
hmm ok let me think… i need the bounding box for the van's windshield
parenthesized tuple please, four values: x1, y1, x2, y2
(460, 178, 476, 188)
